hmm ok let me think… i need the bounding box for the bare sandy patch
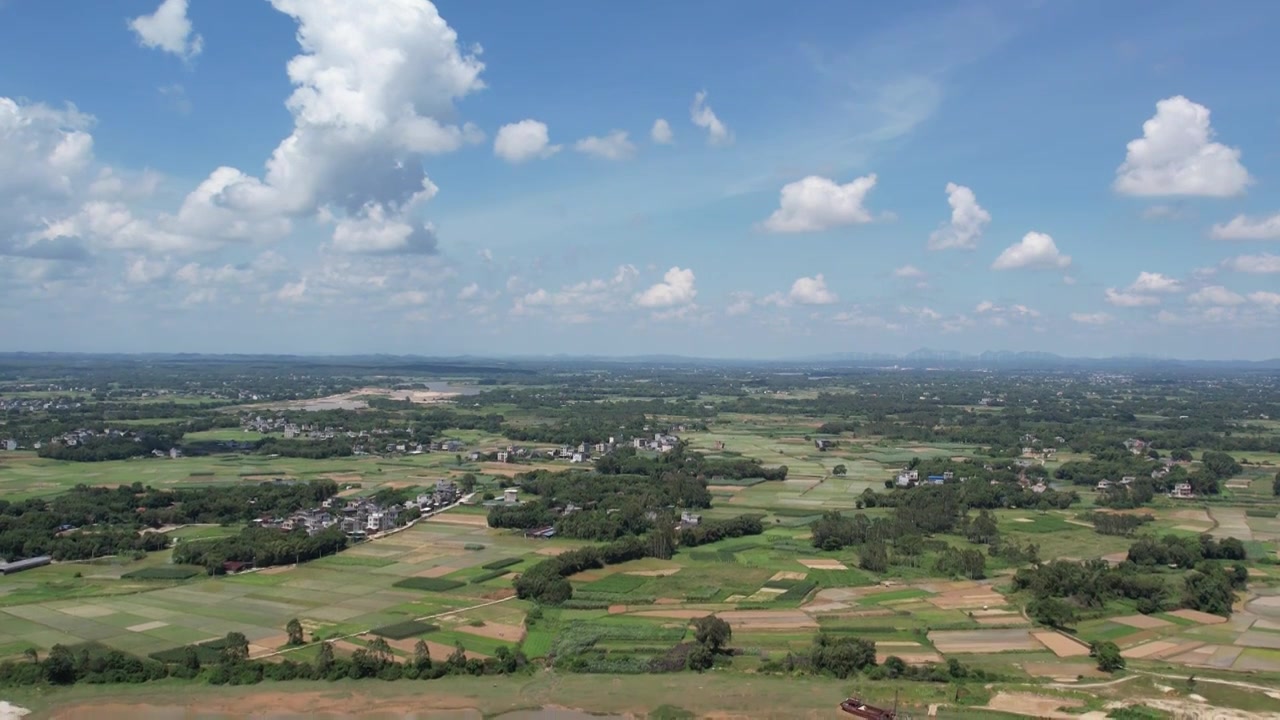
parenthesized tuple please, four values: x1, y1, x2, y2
(1123, 640, 1182, 659)
(456, 622, 526, 643)
(707, 485, 745, 493)
(1168, 609, 1229, 625)
(1112, 614, 1173, 630)
(427, 513, 490, 527)
(535, 546, 575, 556)
(59, 605, 115, 618)
(928, 590, 1004, 610)
(481, 588, 516, 601)
(802, 601, 849, 614)
(1012, 518, 1034, 523)
(625, 568, 681, 577)
(797, 558, 848, 570)
(1032, 631, 1090, 657)
(770, 571, 808, 582)
(655, 598, 681, 605)
(325, 473, 363, 484)
(929, 629, 1040, 653)
(258, 565, 296, 575)
(985, 692, 1083, 720)
(127, 621, 168, 633)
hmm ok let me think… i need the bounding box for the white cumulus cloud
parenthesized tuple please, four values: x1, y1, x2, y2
(893, 265, 925, 279)
(765, 274, 837, 306)
(129, 0, 203, 60)
(1071, 312, 1112, 325)
(762, 174, 878, 233)
(326, 202, 438, 255)
(1114, 96, 1251, 197)
(1105, 288, 1159, 307)
(1210, 213, 1280, 240)
(690, 91, 732, 146)
(1249, 291, 1280, 308)
(650, 118, 673, 145)
(928, 182, 990, 250)
(494, 119, 560, 164)
(634, 267, 697, 308)
(1128, 271, 1182, 293)
(990, 232, 1071, 271)
(573, 130, 636, 161)
(1188, 285, 1245, 306)
(1221, 253, 1280, 274)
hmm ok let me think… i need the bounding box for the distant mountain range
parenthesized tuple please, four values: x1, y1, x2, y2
(2, 350, 1279, 371)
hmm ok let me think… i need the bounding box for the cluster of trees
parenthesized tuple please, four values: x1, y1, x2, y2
(594, 446, 787, 483)
(172, 527, 350, 575)
(0, 631, 528, 689)
(933, 547, 987, 580)
(514, 535, 653, 604)
(678, 515, 764, 547)
(1127, 534, 1246, 567)
(1016, 548, 1247, 621)
(1084, 511, 1154, 536)
(758, 633, 995, 684)
(0, 480, 338, 562)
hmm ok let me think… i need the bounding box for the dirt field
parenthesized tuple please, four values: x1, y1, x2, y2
(928, 629, 1040, 653)
(770, 571, 809, 582)
(928, 588, 1005, 610)
(797, 558, 848, 570)
(625, 567, 681, 577)
(1122, 640, 1202, 659)
(1112, 614, 1174, 629)
(984, 692, 1083, 720)
(385, 636, 488, 661)
(1168, 609, 1229, 624)
(1032, 631, 1091, 657)
(426, 513, 491, 527)
(478, 463, 524, 477)
(455, 622, 526, 643)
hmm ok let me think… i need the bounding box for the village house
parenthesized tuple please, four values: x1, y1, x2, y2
(896, 469, 919, 487)
(1171, 483, 1195, 499)
(1096, 479, 1114, 490)
(3, 439, 16, 451)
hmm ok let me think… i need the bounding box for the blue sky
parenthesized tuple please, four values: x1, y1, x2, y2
(2, 0, 1279, 359)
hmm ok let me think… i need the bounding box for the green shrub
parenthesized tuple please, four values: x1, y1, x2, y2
(470, 569, 510, 584)
(463, 543, 486, 551)
(392, 577, 464, 592)
(481, 557, 522, 570)
(121, 566, 203, 580)
(776, 581, 818, 602)
(370, 621, 439, 640)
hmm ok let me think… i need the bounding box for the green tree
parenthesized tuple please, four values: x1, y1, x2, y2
(315, 641, 335, 675)
(966, 510, 999, 544)
(1091, 640, 1125, 672)
(1201, 451, 1242, 480)
(286, 618, 305, 646)
(221, 632, 250, 664)
(22, 648, 38, 664)
(649, 520, 675, 560)
(859, 543, 888, 572)
(459, 473, 478, 493)
(413, 639, 431, 672)
(687, 643, 714, 672)
(832, 464, 848, 476)
(1027, 596, 1077, 630)
(1273, 470, 1280, 497)
(693, 614, 733, 653)
(42, 644, 76, 685)
(369, 637, 393, 665)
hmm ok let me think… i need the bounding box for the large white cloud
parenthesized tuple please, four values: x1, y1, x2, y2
(1210, 213, 1280, 240)
(1128, 271, 1182, 293)
(762, 174, 878, 233)
(990, 232, 1071, 270)
(326, 202, 438, 255)
(690, 91, 732, 146)
(573, 130, 636, 161)
(650, 119, 673, 145)
(764, 274, 838, 306)
(494, 119, 560, 163)
(1250, 291, 1280, 308)
(1188, 285, 1246, 306)
(928, 182, 990, 250)
(1114, 96, 1251, 197)
(129, 0, 203, 60)
(1222, 253, 1280, 274)
(634, 267, 697, 308)
(1105, 288, 1159, 307)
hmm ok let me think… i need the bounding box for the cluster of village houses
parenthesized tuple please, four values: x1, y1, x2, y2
(252, 480, 461, 537)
